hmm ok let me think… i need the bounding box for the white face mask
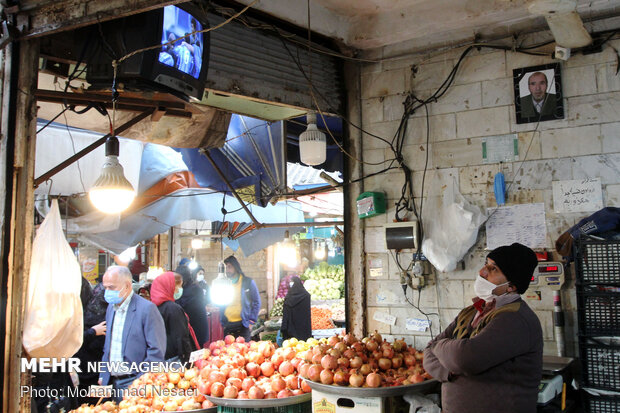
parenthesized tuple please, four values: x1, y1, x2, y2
(474, 275, 509, 301)
(196, 273, 204, 282)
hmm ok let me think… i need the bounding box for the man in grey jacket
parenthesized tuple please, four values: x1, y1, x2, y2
(424, 243, 542, 413)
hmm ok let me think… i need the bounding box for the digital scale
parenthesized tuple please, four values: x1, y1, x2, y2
(538, 375, 564, 405)
(537, 356, 574, 412)
(530, 262, 564, 290)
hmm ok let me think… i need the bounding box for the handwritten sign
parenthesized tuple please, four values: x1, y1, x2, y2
(486, 203, 547, 250)
(406, 318, 430, 332)
(189, 348, 207, 363)
(552, 178, 603, 213)
(373, 311, 396, 326)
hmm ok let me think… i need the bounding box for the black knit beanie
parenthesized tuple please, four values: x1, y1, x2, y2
(487, 243, 538, 294)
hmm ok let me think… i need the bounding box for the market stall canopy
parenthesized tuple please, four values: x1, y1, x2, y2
(35, 124, 304, 256)
(177, 114, 287, 207)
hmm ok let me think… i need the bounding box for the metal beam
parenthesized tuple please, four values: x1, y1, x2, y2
(201, 149, 263, 229)
(15, 1, 187, 39)
(33, 109, 154, 187)
(259, 221, 344, 228)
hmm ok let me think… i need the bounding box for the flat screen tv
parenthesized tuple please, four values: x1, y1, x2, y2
(85, 3, 209, 100)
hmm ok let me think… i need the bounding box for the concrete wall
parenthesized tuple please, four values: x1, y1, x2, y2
(352, 36, 620, 356)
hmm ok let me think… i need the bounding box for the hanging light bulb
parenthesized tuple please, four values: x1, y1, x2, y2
(188, 259, 198, 270)
(314, 241, 326, 260)
(89, 137, 136, 214)
(299, 112, 326, 166)
(278, 230, 298, 268)
(191, 229, 203, 249)
(211, 261, 233, 305)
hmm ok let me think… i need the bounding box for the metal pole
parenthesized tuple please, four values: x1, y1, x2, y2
(201, 149, 263, 229)
(34, 109, 154, 188)
(553, 290, 565, 357)
(260, 221, 344, 228)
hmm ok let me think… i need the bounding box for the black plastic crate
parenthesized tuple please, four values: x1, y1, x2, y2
(575, 239, 620, 285)
(579, 341, 620, 391)
(577, 289, 620, 336)
(583, 394, 620, 413)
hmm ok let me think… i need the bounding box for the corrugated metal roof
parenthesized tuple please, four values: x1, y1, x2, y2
(286, 162, 342, 187)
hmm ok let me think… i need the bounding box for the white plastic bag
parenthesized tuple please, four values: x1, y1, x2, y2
(422, 174, 486, 272)
(23, 199, 83, 358)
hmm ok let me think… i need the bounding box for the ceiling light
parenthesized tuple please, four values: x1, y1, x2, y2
(89, 137, 136, 214)
(299, 112, 326, 166)
(188, 259, 198, 270)
(278, 230, 298, 268)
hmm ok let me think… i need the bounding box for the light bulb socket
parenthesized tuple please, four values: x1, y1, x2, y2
(105, 136, 120, 157)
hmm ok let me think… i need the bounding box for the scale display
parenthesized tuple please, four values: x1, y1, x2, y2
(529, 262, 564, 290)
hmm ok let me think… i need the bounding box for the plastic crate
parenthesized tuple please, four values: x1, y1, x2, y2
(217, 400, 311, 413)
(583, 394, 620, 413)
(575, 239, 620, 285)
(579, 341, 620, 391)
(577, 290, 620, 336)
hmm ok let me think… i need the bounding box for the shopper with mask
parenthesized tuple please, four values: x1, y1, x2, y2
(99, 266, 166, 395)
(423, 243, 542, 413)
(175, 265, 209, 347)
(219, 255, 261, 341)
(150, 271, 197, 362)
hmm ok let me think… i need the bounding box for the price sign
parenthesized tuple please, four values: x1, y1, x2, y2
(373, 311, 396, 326)
(406, 318, 430, 332)
(189, 348, 206, 363)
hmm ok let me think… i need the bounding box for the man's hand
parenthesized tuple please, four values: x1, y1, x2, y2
(93, 321, 106, 336)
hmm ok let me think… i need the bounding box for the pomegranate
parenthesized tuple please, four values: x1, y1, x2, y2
(360, 363, 372, 376)
(277, 389, 293, 398)
(311, 353, 323, 365)
(349, 371, 364, 387)
(366, 372, 381, 388)
(271, 375, 286, 392)
(248, 386, 265, 399)
(298, 362, 310, 379)
(320, 369, 334, 385)
(392, 356, 403, 369)
(211, 382, 225, 397)
(242, 377, 256, 392)
(224, 335, 236, 345)
(226, 377, 242, 390)
(236, 336, 246, 343)
(261, 361, 275, 377)
(245, 362, 261, 378)
(321, 355, 338, 370)
(300, 379, 312, 393)
(223, 385, 238, 398)
(264, 390, 277, 399)
(365, 340, 378, 352)
(350, 356, 363, 369)
(333, 370, 349, 385)
(308, 364, 322, 382)
(237, 390, 249, 399)
(337, 357, 350, 368)
(279, 361, 295, 376)
(285, 374, 301, 390)
(343, 333, 357, 346)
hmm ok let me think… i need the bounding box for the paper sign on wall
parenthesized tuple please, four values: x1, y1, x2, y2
(364, 227, 385, 253)
(486, 203, 547, 250)
(369, 258, 383, 277)
(552, 178, 603, 213)
(376, 289, 399, 304)
(373, 311, 396, 326)
(406, 318, 430, 332)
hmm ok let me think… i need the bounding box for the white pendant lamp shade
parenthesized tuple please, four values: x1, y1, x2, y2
(299, 112, 326, 166)
(88, 137, 136, 214)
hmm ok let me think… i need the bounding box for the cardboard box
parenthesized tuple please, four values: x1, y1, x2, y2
(312, 389, 384, 413)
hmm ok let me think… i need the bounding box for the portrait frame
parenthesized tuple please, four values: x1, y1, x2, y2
(513, 63, 564, 124)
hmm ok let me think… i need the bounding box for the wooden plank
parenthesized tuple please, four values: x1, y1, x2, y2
(5, 38, 39, 413)
(16, 0, 187, 39)
(0, 40, 14, 413)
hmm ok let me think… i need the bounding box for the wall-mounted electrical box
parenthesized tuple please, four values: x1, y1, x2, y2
(384, 220, 418, 250)
(356, 192, 386, 219)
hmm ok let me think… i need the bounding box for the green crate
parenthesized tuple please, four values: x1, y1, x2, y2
(217, 400, 311, 413)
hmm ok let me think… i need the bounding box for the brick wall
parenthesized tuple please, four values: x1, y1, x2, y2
(353, 34, 620, 355)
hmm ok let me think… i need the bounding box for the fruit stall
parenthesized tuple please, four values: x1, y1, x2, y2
(70, 332, 436, 413)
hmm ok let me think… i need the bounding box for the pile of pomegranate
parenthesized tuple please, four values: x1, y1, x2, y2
(196, 335, 312, 400)
(299, 331, 431, 388)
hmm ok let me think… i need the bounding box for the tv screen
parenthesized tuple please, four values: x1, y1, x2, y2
(84, 3, 209, 100)
(158, 5, 204, 80)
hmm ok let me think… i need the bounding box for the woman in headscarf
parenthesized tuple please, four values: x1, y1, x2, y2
(175, 265, 209, 347)
(150, 272, 195, 362)
(280, 276, 312, 341)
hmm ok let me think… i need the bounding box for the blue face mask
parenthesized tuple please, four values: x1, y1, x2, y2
(174, 288, 183, 300)
(105, 288, 124, 305)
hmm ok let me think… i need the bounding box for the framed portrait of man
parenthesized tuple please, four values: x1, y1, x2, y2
(513, 63, 564, 124)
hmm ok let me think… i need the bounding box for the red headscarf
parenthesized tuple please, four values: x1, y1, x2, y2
(150, 271, 176, 306)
